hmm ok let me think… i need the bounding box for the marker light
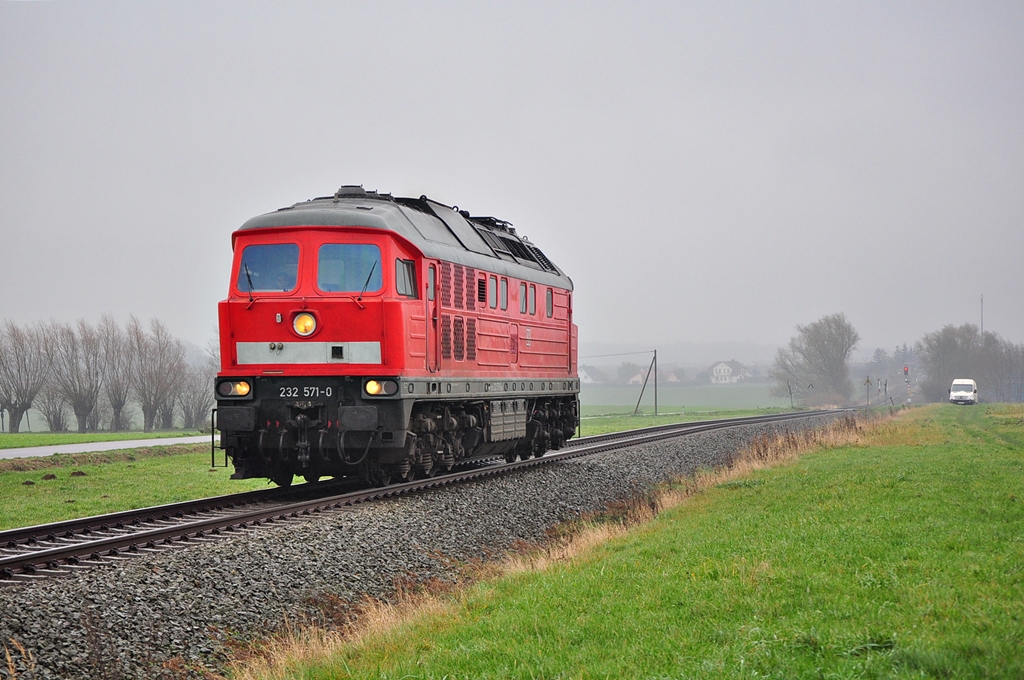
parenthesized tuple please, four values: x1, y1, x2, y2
(217, 380, 252, 397)
(293, 313, 316, 337)
(365, 379, 399, 396)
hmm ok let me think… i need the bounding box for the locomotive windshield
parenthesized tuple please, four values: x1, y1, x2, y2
(236, 244, 299, 292)
(317, 244, 383, 293)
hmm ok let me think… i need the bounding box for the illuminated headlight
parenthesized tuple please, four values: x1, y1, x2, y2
(364, 379, 399, 396)
(217, 380, 252, 397)
(293, 313, 317, 337)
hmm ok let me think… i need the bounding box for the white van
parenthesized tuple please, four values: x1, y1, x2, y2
(949, 379, 978, 405)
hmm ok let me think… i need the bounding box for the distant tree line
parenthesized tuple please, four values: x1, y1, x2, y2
(914, 324, 1024, 403)
(0, 315, 217, 433)
(770, 313, 1024, 407)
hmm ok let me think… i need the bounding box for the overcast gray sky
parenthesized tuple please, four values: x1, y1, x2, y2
(2, 1, 1022, 361)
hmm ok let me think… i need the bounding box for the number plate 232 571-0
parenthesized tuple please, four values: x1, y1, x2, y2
(278, 386, 334, 399)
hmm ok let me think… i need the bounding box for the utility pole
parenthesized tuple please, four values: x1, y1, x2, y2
(865, 376, 872, 407)
(654, 349, 658, 416)
(981, 293, 984, 336)
(632, 350, 659, 416)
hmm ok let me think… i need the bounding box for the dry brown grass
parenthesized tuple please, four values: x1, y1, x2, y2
(224, 411, 883, 680)
(4, 638, 35, 679)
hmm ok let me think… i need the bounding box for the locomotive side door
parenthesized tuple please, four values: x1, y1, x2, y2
(426, 264, 439, 372)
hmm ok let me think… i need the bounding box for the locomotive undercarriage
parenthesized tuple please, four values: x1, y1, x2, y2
(217, 381, 578, 487)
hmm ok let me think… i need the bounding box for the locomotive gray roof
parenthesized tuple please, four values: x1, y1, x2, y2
(237, 187, 573, 290)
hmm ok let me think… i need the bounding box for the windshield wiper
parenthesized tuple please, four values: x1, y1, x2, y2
(243, 263, 257, 307)
(357, 260, 378, 301)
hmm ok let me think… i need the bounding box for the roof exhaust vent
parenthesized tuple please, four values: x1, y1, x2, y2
(334, 185, 367, 201)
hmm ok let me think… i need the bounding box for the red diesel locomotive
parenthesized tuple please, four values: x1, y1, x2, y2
(215, 186, 580, 486)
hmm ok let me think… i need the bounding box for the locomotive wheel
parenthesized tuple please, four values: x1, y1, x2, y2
(271, 468, 294, 488)
(373, 465, 392, 487)
(503, 451, 518, 464)
(303, 473, 321, 484)
(394, 458, 414, 483)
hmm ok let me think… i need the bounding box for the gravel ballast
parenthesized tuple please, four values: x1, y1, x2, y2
(0, 414, 844, 679)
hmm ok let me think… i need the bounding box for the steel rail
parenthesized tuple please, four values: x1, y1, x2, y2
(0, 477, 354, 548)
(1, 409, 838, 581)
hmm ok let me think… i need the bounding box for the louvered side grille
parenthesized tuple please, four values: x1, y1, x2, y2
(454, 316, 465, 361)
(465, 268, 475, 311)
(441, 314, 452, 359)
(454, 264, 464, 309)
(441, 262, 453, 308)
(466, 318, 477, 360)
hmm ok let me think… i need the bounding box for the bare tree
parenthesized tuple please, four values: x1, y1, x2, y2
(35, 383, 71, 432)
(49, 320, 104, 432)
(770, 313, 860, 406)
(0, 321, 51, 432)
(157, 394, 178, 430)
(99, 314, 133, 431)
(128, 317, 186, 432)
(179, 363, 215, 430)
(87, 398, 112, 431)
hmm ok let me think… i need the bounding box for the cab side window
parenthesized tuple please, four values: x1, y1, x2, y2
(488, 275, 498, 309)
(546, 288, 553, 318)
(519, 283, 527, 313)
(500, 278, 508, 310)
(395, 260, 417, 298)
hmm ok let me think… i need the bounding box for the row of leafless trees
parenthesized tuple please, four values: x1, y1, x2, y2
(0, 315, 217, 433)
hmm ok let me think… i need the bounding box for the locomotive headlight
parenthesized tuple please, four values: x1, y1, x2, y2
(293, 313, 317, 337)
(217, 380, 252, 398)
(364, 379, 399, 396)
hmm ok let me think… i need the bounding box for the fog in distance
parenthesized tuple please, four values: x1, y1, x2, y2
(2, 2, 1022, 363)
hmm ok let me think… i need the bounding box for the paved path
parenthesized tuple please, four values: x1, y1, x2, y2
(0, 436, 217, 461)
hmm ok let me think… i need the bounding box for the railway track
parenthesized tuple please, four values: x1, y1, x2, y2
(0, 410, 836, 583)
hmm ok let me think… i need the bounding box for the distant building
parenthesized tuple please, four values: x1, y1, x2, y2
(579, 365, 614, 384)
(708, 360, 750, 384)
(627, 372, 646, 385)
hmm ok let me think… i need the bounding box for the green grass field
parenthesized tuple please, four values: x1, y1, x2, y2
(0, 430, 206, 450)
(246, 404, 1024, 679)
(0, 446, 265, 530)
(579, 405, 793, 437)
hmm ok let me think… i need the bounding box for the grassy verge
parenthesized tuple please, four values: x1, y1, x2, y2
(227, 405, 1024, 679)
(0, 446, 266, 530)
(0, 430, 207, 450)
